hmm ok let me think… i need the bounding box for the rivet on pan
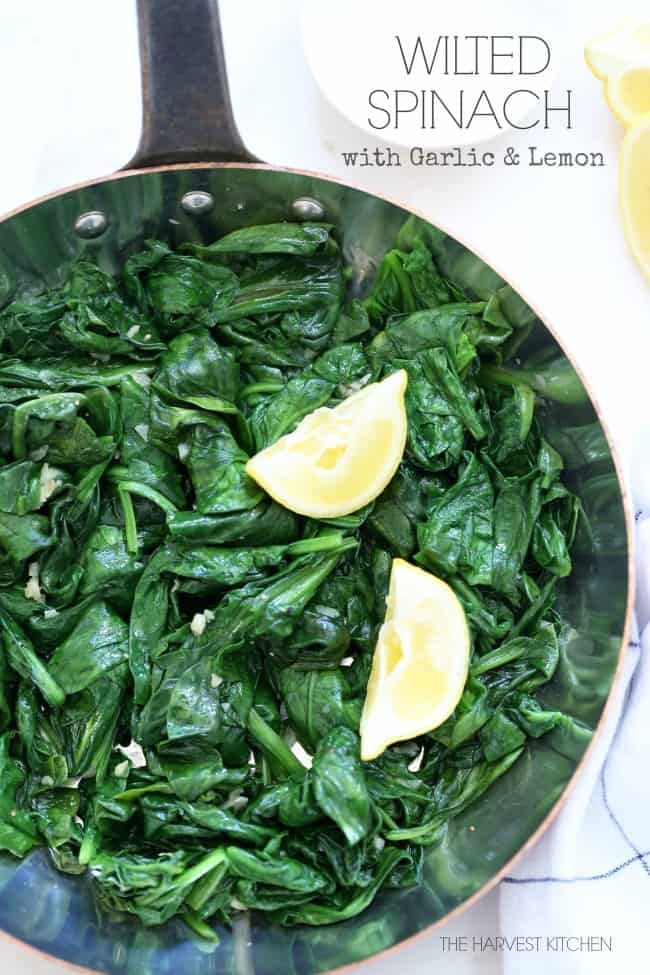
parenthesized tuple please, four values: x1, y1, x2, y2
(291, 197, 325, 220)
(181, 191, 215, 215)
(74, 211, 108, 239)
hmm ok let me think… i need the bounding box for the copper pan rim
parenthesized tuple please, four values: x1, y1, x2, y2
(0, 159, 636, 975)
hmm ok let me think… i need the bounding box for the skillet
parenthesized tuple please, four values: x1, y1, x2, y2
(0, 2, 633, 973)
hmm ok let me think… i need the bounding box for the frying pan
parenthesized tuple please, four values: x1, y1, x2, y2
(0, 2, 633, 973)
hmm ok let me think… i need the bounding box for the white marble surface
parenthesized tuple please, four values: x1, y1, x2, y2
(0, 1, 646, 972)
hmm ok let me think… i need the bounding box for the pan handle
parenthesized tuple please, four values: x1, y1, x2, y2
(125, 0, 258, 168)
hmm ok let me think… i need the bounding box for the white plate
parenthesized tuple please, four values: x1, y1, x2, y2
(302, 0, 562, 148)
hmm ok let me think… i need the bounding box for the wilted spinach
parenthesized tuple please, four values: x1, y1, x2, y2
(0, 218, 586, 937)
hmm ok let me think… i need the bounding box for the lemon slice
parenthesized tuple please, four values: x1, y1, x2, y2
(246, 370, 408, 519)
(360, 559, 470, 761)
(605, 64, 650, 126)
(585, 20, 650, 80)
(619, 115, 650, 279)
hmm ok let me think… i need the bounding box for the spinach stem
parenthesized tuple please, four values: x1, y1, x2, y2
(107, 470, 178, 514)
(118, 487, 138, 554)
(113, 782, 172, 801)
(176, 848, 227, 889)
(510, 579, 555, 638)
(78, 826, 97, 866)
(70, 459, 112, 517)
(286, 533, 349, 556)
(239, 382, 285, 398)
(0, 608, 65, 708)
(247, 708, 304, 779)
(378, 807, 400, 832)
(183, 909, 220, 943)
(386, 252, 416, 312)
(186, 861, 228, 911)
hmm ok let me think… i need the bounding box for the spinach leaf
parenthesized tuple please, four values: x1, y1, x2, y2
(0, 511, 52, 561)
(278, 669, 361, 752)
(118, 377, 185, 509)
(188, 222, 332, 257)
(125, 240, 239, 324)
(312, 727, 372, 845)
(249, 375, 334, 451)
(0, 733, 38, 856)
(0, 460, 66, 515)
(182, 421, 262, 514)
(47, 601, 129, 694)
(416, 453, 494, 585)
(227, 845, 330, 892)
(166, 502, 299, 547)
(480, 360, 588, 406)
(153, 329, 239, 411)
(214, 258, 343, 324)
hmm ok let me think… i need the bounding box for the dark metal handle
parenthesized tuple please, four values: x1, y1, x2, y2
(126, 0, 258, 168)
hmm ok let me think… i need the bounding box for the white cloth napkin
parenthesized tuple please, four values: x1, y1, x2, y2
(499, 447, 647, 974)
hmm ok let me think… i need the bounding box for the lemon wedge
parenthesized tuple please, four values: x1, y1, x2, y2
(360, 558, 470, 761)
(585, 20, 650, 80)
(605, 65, 650, 126)
(586, 23, 650, 278)
(246, 370, 408, 519)
(619, 115, 650, 279)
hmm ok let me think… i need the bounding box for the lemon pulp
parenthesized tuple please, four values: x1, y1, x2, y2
(620, 116, 650, 280)
(360, 559, 470, 761)
(246, 370, 408, 519)
(606, 66, 650, 125)
(585, 20, 650, 80)
(586, 22, 650, 279)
